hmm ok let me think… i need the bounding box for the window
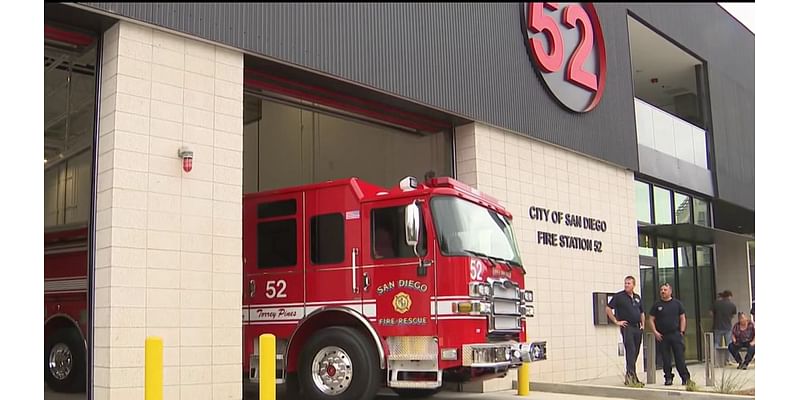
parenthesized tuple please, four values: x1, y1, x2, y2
(635, 181, 652, 224)
(657, 239, 675, 287)
(677, 242, 694, 268)
(674, 193, 691, 224)
(638, 234, 654, 257)
(258, 219, 297, 268)
(696, 245, 715, 339)
(653, 186, 672, 224)
(693, 198, 710, 227)
(310, 213, 344, 264)
(430, 196, 522, 264)
(371, 206, 427, 259)
(258, 199, 296, 219)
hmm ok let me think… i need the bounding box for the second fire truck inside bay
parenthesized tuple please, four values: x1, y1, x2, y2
(243, 176, 546, 399)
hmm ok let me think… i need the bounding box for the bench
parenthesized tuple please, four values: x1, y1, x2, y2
(714, 346, 752, 367)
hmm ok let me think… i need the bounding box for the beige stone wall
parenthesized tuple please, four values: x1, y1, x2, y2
(94, 21, 243, 400)
(456, 123, 640, 383)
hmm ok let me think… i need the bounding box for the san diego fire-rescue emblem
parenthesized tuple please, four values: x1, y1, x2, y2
(392, 292, 411, 314)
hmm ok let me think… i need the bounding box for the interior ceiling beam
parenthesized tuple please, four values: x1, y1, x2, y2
(45, 81, 68, 100)
(44, 99, 93, 131)
(45, 54, 69, 73)
(44, 137, 65, 149)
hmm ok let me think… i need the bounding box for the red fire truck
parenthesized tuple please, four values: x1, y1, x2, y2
(44, 224, 89, 393)
(243, 176, 546, 399)
(43, 176, 546, 397)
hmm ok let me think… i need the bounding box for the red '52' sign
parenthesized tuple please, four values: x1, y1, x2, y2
(521, 3, 607, 113)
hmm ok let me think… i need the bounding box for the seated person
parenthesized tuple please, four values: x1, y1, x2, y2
(728, 312, 755, 370)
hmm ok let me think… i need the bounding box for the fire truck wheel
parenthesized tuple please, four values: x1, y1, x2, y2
(283, 372, 300, 398)
(298, 326, 380, 400)
(392, 388, 441, 398)
(44, 328, 86, 393)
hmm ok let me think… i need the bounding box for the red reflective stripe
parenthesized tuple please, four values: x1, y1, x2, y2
(244, 78, 446, 133)
(244, 68, 450, 132)
(45, 25, 94, 47)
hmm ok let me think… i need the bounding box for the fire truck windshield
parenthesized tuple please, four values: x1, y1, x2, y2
(430, 196, 522, 267)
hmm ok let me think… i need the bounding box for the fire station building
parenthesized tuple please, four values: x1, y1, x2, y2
(43, 2, 754, 399)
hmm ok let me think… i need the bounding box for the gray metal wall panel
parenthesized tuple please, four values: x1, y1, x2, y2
(79, 2, 753, 210)
(638, 145, 715, 196)
(79, 2, 639, 172)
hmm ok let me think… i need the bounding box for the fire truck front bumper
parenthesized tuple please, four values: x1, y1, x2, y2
(461, 341, 547, 368)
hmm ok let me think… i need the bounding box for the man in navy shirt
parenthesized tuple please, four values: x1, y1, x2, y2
(648, 283, 694, 387)
(606, 276, 645, 386)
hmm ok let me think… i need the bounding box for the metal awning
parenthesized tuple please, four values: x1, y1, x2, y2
(638, 223, 754, 245)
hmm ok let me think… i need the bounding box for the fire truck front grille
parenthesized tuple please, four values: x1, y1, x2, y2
(489, 280, 522, 333)
(387, 336, 438, 361)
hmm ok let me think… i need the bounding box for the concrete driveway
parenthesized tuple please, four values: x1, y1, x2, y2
(46, 385, 631, 400)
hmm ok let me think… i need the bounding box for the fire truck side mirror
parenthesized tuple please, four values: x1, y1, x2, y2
(404, 202, 421, 256)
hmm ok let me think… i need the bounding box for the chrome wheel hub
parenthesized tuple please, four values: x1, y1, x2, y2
(49, 343, 73, 380)
(311, 346, 353, 395)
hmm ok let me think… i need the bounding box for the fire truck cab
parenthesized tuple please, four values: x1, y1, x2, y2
(243, 176, 546, 399)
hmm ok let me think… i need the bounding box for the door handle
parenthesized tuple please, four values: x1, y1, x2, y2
(363, 272, 370, 291)
(351, 248, 359, 294)
(249, 280, 256, 298)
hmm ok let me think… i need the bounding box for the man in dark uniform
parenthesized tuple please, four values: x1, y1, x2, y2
(648, 283, 694, 387)
(606, 276, 645, 386)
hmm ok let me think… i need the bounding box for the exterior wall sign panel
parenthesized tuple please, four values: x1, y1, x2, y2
(521, 2, 608, 113)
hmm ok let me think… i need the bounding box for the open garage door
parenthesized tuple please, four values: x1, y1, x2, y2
(44, 23, 99, 400)
(242, 71, 455, 193)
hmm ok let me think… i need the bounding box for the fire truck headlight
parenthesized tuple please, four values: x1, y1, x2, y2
(455, 302, 473, 314)
(523, 290, 534, 303)
(454, 301, 491, 315)
(531, 342, 547, 361)
(441, 348, 458, 361)
(525, 305, 535, 317)
(518, 343, 532, 362)
(469, 282, 491, 298)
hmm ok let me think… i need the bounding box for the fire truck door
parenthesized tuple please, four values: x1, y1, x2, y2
(303, 187, 363, 315)
(243, 192, 305, 357)
(362, 200, 436, 337)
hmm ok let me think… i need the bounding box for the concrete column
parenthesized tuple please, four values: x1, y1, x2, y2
(94, 21, 243, 400)
(714, 234, 753, 316)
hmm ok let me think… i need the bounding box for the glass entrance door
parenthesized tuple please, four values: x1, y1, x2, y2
(639, 255, 657, 372)
(677, 242, 699, 360)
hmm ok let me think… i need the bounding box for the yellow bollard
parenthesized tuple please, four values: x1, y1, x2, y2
(517, 362, 530, 396)
(259, 334, 276, 400)
(145, 337, 163, 400)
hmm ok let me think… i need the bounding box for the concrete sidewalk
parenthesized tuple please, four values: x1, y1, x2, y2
(526, 361, 755, 400)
